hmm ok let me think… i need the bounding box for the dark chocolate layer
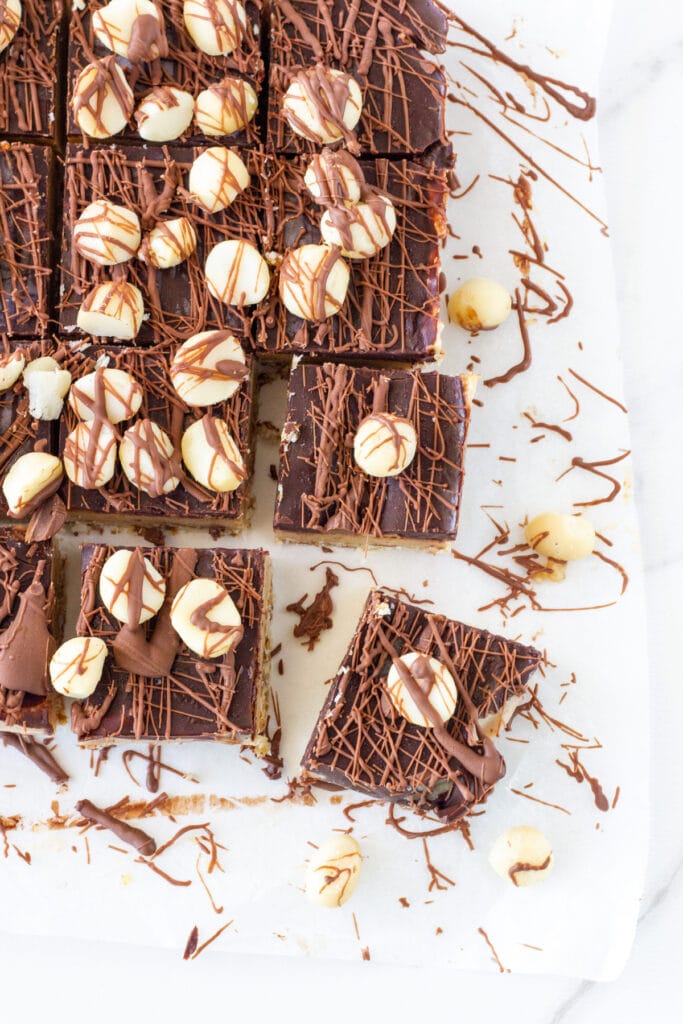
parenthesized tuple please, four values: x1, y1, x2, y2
(0, 0, 62, 138)
(73, 543, 269, 744)
(67, 0, 265, 145)
(268, 0, 448, 156)
(274, 362, 471, 542)
(302, 588, 543, 821)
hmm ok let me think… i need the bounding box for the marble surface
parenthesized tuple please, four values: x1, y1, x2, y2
(1, 0, 679, 1019)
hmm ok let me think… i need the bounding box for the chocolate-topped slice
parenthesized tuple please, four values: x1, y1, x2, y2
(253, 148, 449, 361)
(268, 0, 448, 156)
(60, 144, 267, 347)
(0, 528, 62, 734)
(302, 588, 543, 822)
(67, 0, 265, 145)
(0, 0, 62, 138)
(72, 544, 272, 749)
(58, 343, 254, 531)
(274, 362, 475, 549)
(0, 144, 54, 337)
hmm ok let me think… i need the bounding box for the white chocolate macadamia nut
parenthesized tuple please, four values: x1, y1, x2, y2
(2, 452, 63, 518)
(92, 0, 165, 60)
(0, 350, 25, 392)
(305, 834, 362, 908)
(283, 67, 362, 146)
(77, 280, 145, 340)
(23, 357, 72, 421)
(279, 244, 349, 321)
(119, 419, 180, 497)
(170, 331, 246, 406)
(69, 367, 143, 424)
(188, 146, 250, 213)
(72, 59, 134, 140)
(320, 196, 396, 259)
(135, 86, 195, 142)
(183, 0, 247, 55)
(353, 413, 417, 478)
(525, 513, 595, 562)
(181, 415, 245, 492)
(141, 217, 197, 268)
(63, 420, 118, 489)
(99, 548, 166, 625)
(304, 150, 363, 206)
(489, 826, 554, 887)
(385, 652, 457, 728)
(195, 76, 258, 137)
(170, 577, 242, 658)
(448, 277, 512, 332)
(73, 200, 142, 266)
(0, 0, 22, 56)
(205, 239, 270, 306)
(49, 636, 107, 699)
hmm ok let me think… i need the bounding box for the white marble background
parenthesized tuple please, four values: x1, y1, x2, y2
(2, 0, 680, 1018)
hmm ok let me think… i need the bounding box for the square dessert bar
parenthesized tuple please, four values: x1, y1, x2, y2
(268, 0, 448, 156)
(0, 0, 62, 138)
(60, 144, 266, 346)
(73, 544, 271, 748)
(0, 528, 61, 734)
(58, 344, 255, 530)
(274, 362, 474, 548)
(67, 0, 265, 145)
(253, 148, 449, 362)
(302, 589, 543, 822)
(0, 339, 57, 520)
(0, 144, 54, 337)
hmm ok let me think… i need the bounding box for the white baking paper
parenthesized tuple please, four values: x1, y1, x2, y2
(0, 0, 648, 981)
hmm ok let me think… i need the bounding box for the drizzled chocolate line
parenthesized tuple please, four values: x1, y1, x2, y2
(286, 565, 338, 650)
(75, 797, 157, 855)
(73, 544, 269, 745)
(0, 0, 61, 137)
(275, 363, 470, 543)
(302, 589, 542, 822)
(1, 733, 68, 784)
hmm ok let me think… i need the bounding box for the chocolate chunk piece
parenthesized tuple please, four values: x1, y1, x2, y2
(302, 589, 543, 822)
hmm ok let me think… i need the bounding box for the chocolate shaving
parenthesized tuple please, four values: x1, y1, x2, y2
(286, 567, 339, 651)
(1, 734, 68, 784)
(75, 798, 157, 856)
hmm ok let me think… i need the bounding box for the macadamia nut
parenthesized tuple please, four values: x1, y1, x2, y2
(135, 86, 194, 142)
(188, 146, 250, 213)
(77, 280, 145, 340)
(119, 419, 180, 497)
(49, 636, 107, 699)
(385, 652, 457, 728)
(320, 196, 396, 259)
(0, 350, 25, 392)
(72, 59, 134, 140)
(63, 420, 118, 489)
(2, 452, 63, 518)
(183, 0, 247, 55)
(0, 0, 22, 55)
(283, 67, 362, 146)
(23, 356, 72, 421)
(195, 76, 258, 137)
(170, 577, 242, 658)
(92, 0, 164, 59)
(170, 331, 246, 406)
(141, 216, 197, 268)
(353, 412, 417, 478)
(73, 200, 142, 266)
(181, 415, 246, 492)
(99, 548, 166, 625)
(69, 367, 143, 424)
(525, 513, 595, 562)
(305, 834, 362, 908)
(489, 826, 554, 887)
(279, 244, 349, 321)
(448, 277, 512, 332)
(205, 238, 270, 306)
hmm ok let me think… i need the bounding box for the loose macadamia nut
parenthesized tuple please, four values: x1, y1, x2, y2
(353, 412, 417, 478)
(525, 513, 595, 562)
(2, 452, 63, 518)
(23, 357, 72, 421)
(183, 0, 246, 55)
(69, 367, 143, 424)
(181, 415, 245, 492)
(385, 652, 457, 727)
(49, 636, 107, 699)
(0, 350, 25, 392)
(72, 59, 135, 140)
(448, 277, 512, 332)
(99, 548, 166, 625)
(320, 196, 396, 259)
(195, 76, 258, 137)
(77, 280, 145, 340)
(73, 199, 142, 266)
(141, 217, 197, 269)
(170, 577, 242, 658)
(92, 0, 164, 59)
(478, 693, 529, 739)
(188, 146, 250, 213)
(304, 150, 363, 206)
(63, 420, 118, 489)
(305, 834, 362, 908)
(205, 239, 270, 306)
(119, 419, 180, 497)
(170, 331, 246, 406)
(282, 67, 362, 146)
(0, 0, 21, 55)
(279, 243, 349, 321)
(135, 86, 195, 142)
(489, 826, 554, 887)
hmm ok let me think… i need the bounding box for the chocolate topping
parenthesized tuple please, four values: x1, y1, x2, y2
(0, 0, 61, 138)
(75, 798, 157, 856)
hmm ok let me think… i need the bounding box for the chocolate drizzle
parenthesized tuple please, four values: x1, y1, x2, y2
(75, 797, 157, 856)
(1, 733, 68, 784)
(286, 566, 339, 650)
